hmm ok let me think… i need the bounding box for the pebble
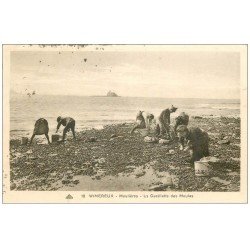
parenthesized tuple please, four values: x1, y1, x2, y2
(217, 139, 230, 145)
(159, 139, 170, 144)
(211, 177, 231, 185)
(228, 172, 240, 176)
(97, 158, 106, 164)
(29, 156, 38, 160)
(144, 136, 158, 143)
(149, 183, 172, 191)
(48, 153, 58, 157)
(231, 157, 240, 162)
(204, 182, 215, 189)
(62, 179, 71, 185)
(73, 180, 80, 185)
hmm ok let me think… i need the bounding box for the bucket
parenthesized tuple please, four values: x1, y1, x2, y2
(194, 161, 210, 176)
(21, 137, 28, 145)
(52, 134, 60, 143)
(139, 129, 149, 137)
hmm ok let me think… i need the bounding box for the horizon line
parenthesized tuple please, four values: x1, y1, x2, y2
(10, 92, 240, 101)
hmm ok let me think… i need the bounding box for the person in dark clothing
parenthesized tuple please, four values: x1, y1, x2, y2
(30, 118, 50, 144)
(155, 105, 178, 138)
(176, 125, 209, 164)
(56, 116, 76, 141)
(174, 112, 189, 133)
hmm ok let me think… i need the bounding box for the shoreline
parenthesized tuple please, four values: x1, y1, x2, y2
(10, 114, 240, 140)
(9, 116, 240, 192)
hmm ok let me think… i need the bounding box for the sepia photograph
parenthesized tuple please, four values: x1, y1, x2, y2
(2, 44, 247, 203)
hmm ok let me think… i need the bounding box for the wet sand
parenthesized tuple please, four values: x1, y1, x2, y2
(9, 116, 241, 192)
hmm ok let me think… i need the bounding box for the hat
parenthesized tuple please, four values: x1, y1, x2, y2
(57, 116, 62, 122)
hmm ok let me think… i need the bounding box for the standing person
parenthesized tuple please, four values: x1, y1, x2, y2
(155, 105, 178, 138)
(29, 118, 50, 144)
(56, 116, 76, 141)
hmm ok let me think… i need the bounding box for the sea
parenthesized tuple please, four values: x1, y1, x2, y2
(10, 95, 240, 139)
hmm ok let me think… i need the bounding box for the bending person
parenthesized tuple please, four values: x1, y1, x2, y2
(56, 116, 76, 141)
(131, 111, 154, 134)
(30, 118, 50, 144)
(156, 105, 178, 138)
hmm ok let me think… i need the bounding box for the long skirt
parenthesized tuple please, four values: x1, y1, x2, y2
(33, 118, 49, 135)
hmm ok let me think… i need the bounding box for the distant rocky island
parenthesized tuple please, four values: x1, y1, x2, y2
(91, 91, 120, 97)
(107, 91, 119, 97)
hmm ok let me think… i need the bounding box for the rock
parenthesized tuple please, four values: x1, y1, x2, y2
(24, 162, 32, 165)
(228, 172, 240, 176)
(169, 165, 177, 170)
(96, 158, 106, 164)
(10, 183, 16, 190)
(66, 175, 73, 180)
(48, 153, 58, 157)
(204, 181, 216, 189)
(159, 139, 170, 144)
(52, 134, 60, 143)
(135, 171, 146, 178)
(166, 149, 175, 155)
(211, 177, 231, 185)
(200, 156, 220, 163)
(110, 134, 117, 138)
(144, 136, 158, 143)
(231, 157, 240, 162)
(73, 180, 80, 185)
(62, 179, 71, 185)
(194, 116, 203, 119)
(149, 177, 173, 191)
(29, 156, 38, 160)
(217, 139, 230, 145)
(89, 137, 97, 142)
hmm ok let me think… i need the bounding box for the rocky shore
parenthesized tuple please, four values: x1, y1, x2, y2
(9, 116, 240, 192)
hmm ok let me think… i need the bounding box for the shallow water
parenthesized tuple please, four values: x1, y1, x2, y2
(56, 165, 172, 191)
(10, 95, 240, 139)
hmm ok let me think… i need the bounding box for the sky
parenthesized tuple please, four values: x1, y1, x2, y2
(10, 46, 241, 99)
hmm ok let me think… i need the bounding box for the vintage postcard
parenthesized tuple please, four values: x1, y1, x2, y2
(2, 44, 247, 203)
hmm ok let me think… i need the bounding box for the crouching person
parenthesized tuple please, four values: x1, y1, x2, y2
(176, 125, 209, 164)
(174, 112, 189, 133)
(29, 118, 50, 144)
(56, 116, 76, 141)
(131, 111, 154, 134)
